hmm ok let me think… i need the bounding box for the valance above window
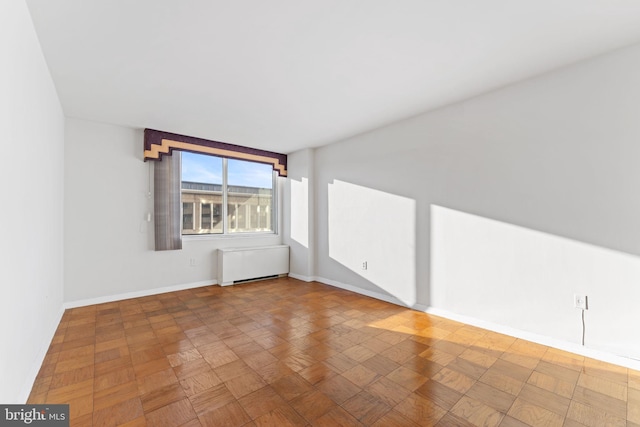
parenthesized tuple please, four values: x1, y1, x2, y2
(143, 128, 287, 177)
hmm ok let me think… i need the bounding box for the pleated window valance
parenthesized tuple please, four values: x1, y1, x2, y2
(143, 128, 287, 177)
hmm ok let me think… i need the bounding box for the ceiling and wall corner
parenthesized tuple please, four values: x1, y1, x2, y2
(310, 40, 640, 365)
(24, 0, 640, 154)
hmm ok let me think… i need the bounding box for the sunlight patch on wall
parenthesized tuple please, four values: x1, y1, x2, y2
(328, 180, 416, 305)
(430, 204, 640, 359)
(290, 177, 309, 248)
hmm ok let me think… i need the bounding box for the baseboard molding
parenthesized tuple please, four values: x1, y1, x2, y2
(19, 305, 65, 403)
(312, 276, 408, 307)
(63, 274, 640, 371)
(309, 276, 640, 371)
(63, 279, 218, 309)
(420, 306, 640, 371)
(287, 273, 314, 282)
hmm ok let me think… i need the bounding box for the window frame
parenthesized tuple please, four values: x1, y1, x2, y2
(180, 153, 278, 239)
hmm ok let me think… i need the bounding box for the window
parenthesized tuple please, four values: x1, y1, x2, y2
(182, 202, 194, 231)
(181, 152, 276, 235)
(201, 203, 212, 229)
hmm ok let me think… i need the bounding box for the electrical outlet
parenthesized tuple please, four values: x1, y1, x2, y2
(362, 261, 367, 270)
(574, 294, 588, 310)
(189, 258, 196, 267)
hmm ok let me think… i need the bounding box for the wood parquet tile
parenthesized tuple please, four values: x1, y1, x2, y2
(27, 277, 640, 426)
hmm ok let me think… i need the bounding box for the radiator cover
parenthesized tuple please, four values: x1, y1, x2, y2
(217, 245, 289, 286)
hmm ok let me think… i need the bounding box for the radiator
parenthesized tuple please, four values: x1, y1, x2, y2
(217, 245, 289, 286)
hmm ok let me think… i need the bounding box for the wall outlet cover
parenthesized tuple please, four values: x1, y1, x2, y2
(574, 294, 588, 310)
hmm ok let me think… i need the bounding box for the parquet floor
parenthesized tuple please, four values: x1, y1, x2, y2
(29, 277, 640, 426)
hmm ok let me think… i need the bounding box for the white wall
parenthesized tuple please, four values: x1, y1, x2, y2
(64, 118, 283, 304)
(0, 0, 65, 402)
(300, 42, 640, 361)
(282, 148, 315, 279)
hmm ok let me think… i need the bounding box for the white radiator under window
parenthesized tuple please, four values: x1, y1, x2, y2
(217, 245, 289, 286)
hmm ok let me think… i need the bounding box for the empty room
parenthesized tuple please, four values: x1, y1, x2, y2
(3, 0, 640, 425)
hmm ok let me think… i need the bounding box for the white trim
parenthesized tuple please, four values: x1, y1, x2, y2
(181, 231, 279, 241)
(61, 274, 640, 371)
(420, 306, 640, 371)
(223, 157, 229, 234)
(287, 273, 314, 282)
(63, 279, 218, 309)
(312, 276, 408, 307)
(307, 276, 640, 371)
(271, 169, 278, 235)
(19, 305, 65, 403)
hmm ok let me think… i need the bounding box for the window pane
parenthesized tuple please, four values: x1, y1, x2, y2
(182, 203, 194, 231)
(180, 153, 275, 235)
(181, 153, 223, 235)
(227, 159, 273, 233)
(201, 203, 211, 229)
(212, 203, 222, 232)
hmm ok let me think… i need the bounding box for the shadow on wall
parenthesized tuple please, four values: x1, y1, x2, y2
(430, 204, 640, 360)
(328, 180, 417, 306)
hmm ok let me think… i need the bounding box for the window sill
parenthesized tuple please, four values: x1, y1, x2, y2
(181, 232, 278, 241)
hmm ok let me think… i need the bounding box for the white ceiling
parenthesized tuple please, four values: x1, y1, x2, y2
(25, 0, 640, 154)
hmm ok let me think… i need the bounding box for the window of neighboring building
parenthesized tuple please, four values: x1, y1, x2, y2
(181, 152, 276, 235)
(183, 202, 194, 231)
(201, 203, 212, 230)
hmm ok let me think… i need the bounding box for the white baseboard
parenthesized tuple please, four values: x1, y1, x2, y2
(63, 279, 218, 309)
(19, 305, 65, 403)
(63, 274, 640, 371)
(312, 276, 408, 307)
(305, 276, 640, 371)
(21, 280, 217, 402)
(287, 273, 314, 282)
(421, 306, 640, 371)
